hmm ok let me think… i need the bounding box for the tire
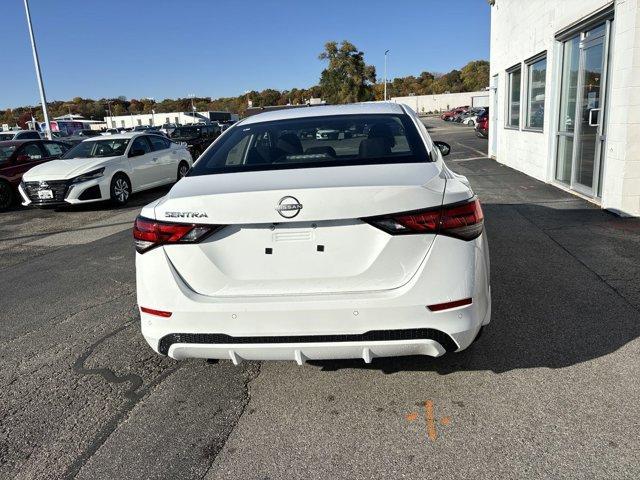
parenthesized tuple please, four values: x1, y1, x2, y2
(0, 180, 14, 210)
(110, 174, 131, 206)
(177, 161, 190, 181)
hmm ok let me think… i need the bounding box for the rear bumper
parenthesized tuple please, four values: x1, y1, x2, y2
(137, 234, 491, 362)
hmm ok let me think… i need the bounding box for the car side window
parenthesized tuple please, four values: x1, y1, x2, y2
(225, 134, 251, 165)
(130, 136, 151, 155)
(18, 144, 44, 160)
(19, 131, 41, 140)
(42, 142, 65, 158)
(148, 135, 168, 151)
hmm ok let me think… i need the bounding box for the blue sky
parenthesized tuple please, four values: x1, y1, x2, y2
(1, 0, 490, 109)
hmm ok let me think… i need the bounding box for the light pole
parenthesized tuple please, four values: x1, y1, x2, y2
(106, 101, 113, 128)
(23, 0, 51, 139)
(188, 94, 196, 124)
(384, 49, 390, 101)
(146, 97, 155, 126)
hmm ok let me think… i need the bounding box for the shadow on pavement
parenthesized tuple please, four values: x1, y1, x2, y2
(310, 202, 640, 374)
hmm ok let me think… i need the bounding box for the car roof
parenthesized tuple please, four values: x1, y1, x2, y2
(83, 132, 143, 141)
(240, 102, 406, 125)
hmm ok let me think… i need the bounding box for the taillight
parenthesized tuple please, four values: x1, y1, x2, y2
(363, 197, 484, 241)
(133, 215, 224, 253)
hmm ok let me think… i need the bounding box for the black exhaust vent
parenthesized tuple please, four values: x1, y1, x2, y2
(158, 328, 458, 356)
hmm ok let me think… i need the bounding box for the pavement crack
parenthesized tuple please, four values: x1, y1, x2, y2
(72, 323, 144, 401)
(64, 332, 183, 480)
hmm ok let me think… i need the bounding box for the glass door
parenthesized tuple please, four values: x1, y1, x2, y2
(555, 21, 610, 197)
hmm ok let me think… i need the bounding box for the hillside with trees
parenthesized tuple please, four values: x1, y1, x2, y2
(0, 41, 488, 128)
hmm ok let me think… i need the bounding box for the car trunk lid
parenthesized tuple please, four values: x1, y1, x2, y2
(155, 162, 445, 297)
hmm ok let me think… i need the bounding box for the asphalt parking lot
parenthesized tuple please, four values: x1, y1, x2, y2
(1, 117, 639, 480)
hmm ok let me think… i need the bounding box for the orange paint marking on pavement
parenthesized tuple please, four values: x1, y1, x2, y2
(406, 412, 419, 422)
(424, 400, 437, 441)
(440, 416, 452, 426)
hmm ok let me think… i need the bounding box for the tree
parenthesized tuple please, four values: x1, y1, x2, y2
(318, 41, 376, 104)
(460, 60, 490, 92)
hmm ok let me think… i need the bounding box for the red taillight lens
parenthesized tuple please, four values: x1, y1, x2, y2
(140, 306, 172, 317)
(133, 216, 223, 253)
(363, 197, 484, 241)
(440, 198, 484, 240)
(427, 298, 472, 312)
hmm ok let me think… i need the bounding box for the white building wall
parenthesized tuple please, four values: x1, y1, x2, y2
(105, 111, 210, 129)
(490, 0, 640, 216)
(390, 91, 489, 113)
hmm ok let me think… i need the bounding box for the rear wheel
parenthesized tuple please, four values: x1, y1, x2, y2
(0, 181, 14, 210)
(177, 161, 190, 181)
(110, 174, 131, 206)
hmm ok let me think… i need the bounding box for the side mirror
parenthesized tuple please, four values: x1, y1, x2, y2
(129, 148, 146, 157)
(433, 141, 451, 157)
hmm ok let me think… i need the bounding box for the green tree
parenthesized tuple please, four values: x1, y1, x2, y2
(460, 60, 490, 92)
(318, 41, 376, 104)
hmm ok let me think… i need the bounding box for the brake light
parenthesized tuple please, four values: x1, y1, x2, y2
(363, 197, 484, 241)
(133, 216, 224, 253)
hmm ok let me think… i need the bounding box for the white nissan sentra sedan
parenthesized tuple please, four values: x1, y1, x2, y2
(19, 133, 193, 207)
(135, 103, 490, 365)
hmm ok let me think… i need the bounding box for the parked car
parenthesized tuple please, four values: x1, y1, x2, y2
(475, 108, 489, 138)
(19, 133, 193, 208)
(441, 106, 469, 121)
(168, 124, 220, 158)
(0, 130, 42, 141)
(75, 129, 102, 137)
(159, 123, 178, 136)
(134, 102, 490, 364)
(462, 108, 486, 126)
(0, 139, 70, 209)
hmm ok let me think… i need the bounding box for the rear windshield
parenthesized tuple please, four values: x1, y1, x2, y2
(188, 113, 429, 176)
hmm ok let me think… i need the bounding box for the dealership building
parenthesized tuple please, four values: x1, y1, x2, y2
(488, 0, 640, 216)
(105, 111, 239, 129)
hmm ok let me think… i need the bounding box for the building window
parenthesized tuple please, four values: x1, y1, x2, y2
(112, 121, 117, 128)
(506, 65, 521, 128)
(121, 120, 125, 127)
(174, 116, 179, 123)
(165, 117, 170, 123)
(137, 119, 142, 126)
(525, 54, 547, 130)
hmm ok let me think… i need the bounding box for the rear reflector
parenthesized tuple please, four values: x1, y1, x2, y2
(363, 197, 484, 241)
(133, 216, 224, 253)
(427, 298, 472, 312)
(140, 306, 172, 317)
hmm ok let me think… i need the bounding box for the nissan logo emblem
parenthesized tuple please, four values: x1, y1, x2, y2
(275, 196, 303, 219)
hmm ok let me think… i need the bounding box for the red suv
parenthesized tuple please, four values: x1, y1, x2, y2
(441, 106, 469, 121)
(0, 139, 70, 209)
(475, 108, 489, 138)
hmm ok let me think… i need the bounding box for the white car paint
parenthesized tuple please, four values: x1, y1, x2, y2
(136, 103, 491, 364)
(19, 133, 193, 206)
(462, 116, 478, 126)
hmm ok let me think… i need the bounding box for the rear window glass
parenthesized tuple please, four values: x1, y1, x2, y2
(188, 114, 429, 176)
